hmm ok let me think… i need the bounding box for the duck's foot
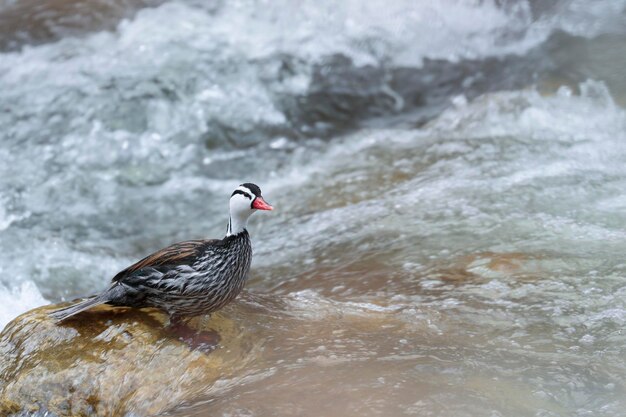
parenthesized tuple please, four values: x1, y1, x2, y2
(167, 319, 221, 353)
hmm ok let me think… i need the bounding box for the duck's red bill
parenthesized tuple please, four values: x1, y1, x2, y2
(252, 197, 273, 210)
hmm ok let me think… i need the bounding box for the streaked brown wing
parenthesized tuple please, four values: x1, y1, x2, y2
(112, 239, 215, 282)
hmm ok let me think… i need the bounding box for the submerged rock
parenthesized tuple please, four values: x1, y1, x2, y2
(0, 303, 258, 416)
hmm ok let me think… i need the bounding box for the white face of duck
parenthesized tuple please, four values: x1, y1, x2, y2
(227, 183, 273, 236)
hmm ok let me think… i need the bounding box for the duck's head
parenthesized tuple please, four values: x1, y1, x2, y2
(227, 183, 272, 236)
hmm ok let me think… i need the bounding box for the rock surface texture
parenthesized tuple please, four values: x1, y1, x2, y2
(0, 303, 256, 416)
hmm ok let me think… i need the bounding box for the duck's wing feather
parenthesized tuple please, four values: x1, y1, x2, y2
(112, 239, 217, 282)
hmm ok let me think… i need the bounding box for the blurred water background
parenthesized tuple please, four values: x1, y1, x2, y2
(1, 0, 626, 415)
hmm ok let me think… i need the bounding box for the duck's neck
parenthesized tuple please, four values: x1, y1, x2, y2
(226, 213, 249, 237)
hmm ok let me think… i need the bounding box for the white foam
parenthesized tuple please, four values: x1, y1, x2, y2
(188, 0, 626, 66)
(0, 281, 48, 330)
(254, 80, 626, 269)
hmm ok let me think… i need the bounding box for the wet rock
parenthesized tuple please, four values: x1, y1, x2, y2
(0, 0, 167, 52)
(284, 52, 549, 138)
(0, 303, 257, 416)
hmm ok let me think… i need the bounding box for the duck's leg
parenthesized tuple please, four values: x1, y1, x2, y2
(167, 315, 221, 353)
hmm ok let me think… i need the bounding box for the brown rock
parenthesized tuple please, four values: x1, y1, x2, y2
(0, 303, 257, 416)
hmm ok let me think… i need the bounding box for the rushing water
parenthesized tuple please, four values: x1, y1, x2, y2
(1, 0, 626, 416)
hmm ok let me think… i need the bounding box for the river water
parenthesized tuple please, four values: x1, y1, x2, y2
(1, 0, 626, 416)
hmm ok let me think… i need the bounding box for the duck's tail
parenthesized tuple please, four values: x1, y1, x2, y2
(48, 295, 108, 322)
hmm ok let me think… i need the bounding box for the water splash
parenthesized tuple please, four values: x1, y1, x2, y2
(0, 282, 47, 328)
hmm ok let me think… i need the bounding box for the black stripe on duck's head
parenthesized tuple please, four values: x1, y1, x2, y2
(231, 183, 259, 199)
(230, 183, 272, 211)
(241, 183, 261, 197)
